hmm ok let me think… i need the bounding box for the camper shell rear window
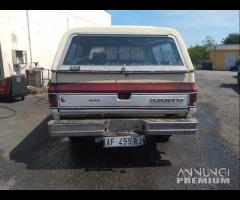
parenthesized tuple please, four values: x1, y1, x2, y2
(62, 35, 183, 66)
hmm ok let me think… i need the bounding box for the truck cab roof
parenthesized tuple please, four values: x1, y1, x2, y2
(63, 26, 180, 36)
(52, 26, 193, 71)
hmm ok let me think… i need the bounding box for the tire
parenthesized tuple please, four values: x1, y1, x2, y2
(68, 137, 93, 144)
(20, 96, 25, 101)
(68, 137, 82, 142)
(68, 137, 100, 150)
(154, 135, 172, 143)
(68, 137, 78, 140)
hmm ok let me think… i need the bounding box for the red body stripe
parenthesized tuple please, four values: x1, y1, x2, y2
(49, 82, 197, 93)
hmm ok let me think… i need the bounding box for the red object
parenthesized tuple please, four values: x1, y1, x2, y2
(48, 94, 58, 107)
(190, 93, 197, 106)
(0, 77, 11, 95)
(190, 83, 198, 106)
(48, 82, 196, 93)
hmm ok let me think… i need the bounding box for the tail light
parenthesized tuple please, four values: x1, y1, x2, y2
(190, 83, 198, 107)
(48, 94, 58, 107)
(48, 83, 57, 93)
(48, 83, 58, 107)
(190, 93, 197, 106)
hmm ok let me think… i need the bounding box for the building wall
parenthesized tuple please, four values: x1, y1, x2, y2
(0, 11, 29, 78)
(210, 49, 240, 70)
(0, 10, 111, 79)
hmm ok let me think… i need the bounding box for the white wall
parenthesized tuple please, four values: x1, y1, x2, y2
(0, 10, 29, 78)
(0, 10, 111, 79)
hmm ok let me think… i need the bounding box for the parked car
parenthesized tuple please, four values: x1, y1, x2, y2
(229, 66, 238, 71)
(230, 60, 240, 71)
(196, 61, 213, 70)
(236, 61, 240, 85)
(48, 26, 199, 148)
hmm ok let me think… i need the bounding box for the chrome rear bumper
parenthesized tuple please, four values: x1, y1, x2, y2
(48, 118, 198, 137)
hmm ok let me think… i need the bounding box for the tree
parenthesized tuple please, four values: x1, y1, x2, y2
(188, 45, 209, 66)
(188, 36, 215, 67)
(202, 36, 216, 48)
(221, 33, 240, 44)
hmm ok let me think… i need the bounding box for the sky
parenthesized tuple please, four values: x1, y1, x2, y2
(111, 10, 239, 47)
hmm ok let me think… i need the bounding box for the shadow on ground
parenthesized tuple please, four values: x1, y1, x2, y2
(219, 83, 239, 94)
(10, 116, 171, 171)
(0, 97, 22, 103)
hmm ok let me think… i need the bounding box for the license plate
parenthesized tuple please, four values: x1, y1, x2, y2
(103, 135, 145, 148)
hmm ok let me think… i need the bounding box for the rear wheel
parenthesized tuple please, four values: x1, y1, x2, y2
(68, 136, 78, 141)
(68, 137, 101, 149)
(68, 137, 94, 144)
(154, 135, 172, 143)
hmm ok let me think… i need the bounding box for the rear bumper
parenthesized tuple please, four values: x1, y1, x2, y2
(48, 118, 198, 137)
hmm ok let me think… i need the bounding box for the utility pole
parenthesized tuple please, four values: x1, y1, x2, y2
(26, 10, 32, 66)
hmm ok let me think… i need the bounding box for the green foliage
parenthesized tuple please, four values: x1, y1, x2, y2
(222, 33, 240, 44)
(188, 33, 240, 67)
(188, 45, 209, 65)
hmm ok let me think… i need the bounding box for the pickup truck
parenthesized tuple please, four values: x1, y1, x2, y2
(48, 26, 198, 148)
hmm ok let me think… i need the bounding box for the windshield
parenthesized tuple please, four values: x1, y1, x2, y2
(63, 35, 183, 66)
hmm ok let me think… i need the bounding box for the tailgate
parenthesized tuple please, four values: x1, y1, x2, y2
(59, 93, 188, 108)
(49, 72, 196, 116)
